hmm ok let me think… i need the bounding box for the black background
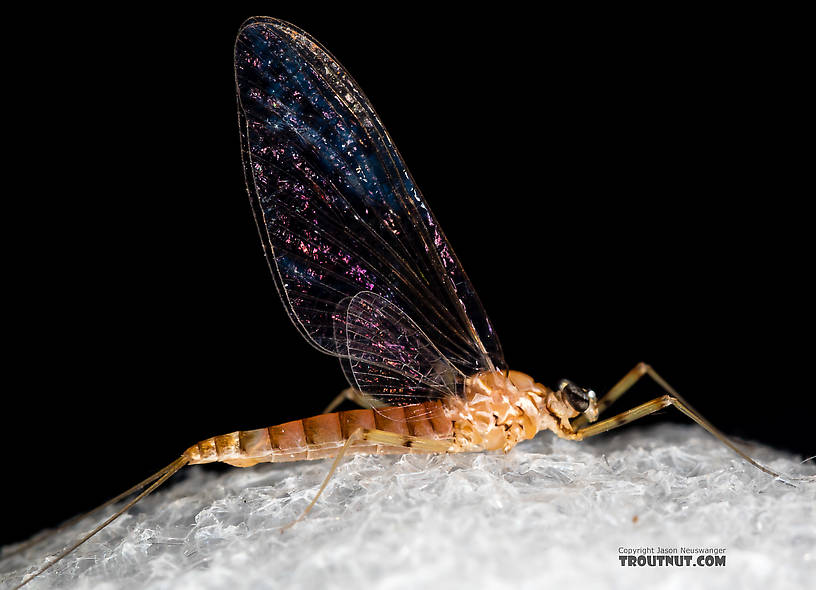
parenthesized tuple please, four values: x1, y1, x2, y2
(3, 8, 811, 548)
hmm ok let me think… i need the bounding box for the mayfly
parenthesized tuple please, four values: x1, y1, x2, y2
(7, 16, 796, 588)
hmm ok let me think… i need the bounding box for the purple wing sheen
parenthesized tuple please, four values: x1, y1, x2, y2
(335, 292, 465, 405)
(235, 17, 504, 402)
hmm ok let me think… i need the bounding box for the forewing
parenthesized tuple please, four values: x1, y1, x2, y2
(235, 17, 504, 399)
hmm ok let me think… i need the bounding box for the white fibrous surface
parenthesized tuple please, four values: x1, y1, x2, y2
(2, 424, 814, 590)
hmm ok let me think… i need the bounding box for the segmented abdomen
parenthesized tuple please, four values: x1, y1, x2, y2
(184, 401, 454, 467)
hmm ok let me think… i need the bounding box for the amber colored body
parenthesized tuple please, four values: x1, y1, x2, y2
(185, 401, 455, 467)
(185, 370, 586, 469)
(14, 363, 790, 590)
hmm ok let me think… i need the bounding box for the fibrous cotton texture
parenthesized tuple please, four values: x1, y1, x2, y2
(3, 423, 814, 590)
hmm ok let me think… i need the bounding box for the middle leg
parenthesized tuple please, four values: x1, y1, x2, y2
(322, 387, 385, 414)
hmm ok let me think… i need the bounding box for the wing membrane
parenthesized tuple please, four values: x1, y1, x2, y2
(235, 17, 504, 401)
(336, 291, 464, 405)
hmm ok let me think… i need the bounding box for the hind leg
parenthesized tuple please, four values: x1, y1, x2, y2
(280, 429, 452, 530)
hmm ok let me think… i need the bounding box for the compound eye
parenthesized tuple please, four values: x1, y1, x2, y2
(563, 382, 589, 412)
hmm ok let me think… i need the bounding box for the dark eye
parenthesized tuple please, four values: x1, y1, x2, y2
(563, 382, 589, 412)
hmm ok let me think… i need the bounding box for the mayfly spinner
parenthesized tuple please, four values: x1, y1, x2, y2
(7, 16, 797, 588)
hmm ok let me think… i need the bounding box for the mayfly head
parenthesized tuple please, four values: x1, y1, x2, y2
(557, 379, 599, 423)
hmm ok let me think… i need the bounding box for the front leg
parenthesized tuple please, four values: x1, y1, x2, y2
(572, 362, 667, 430)
(573, 365, 790, 481)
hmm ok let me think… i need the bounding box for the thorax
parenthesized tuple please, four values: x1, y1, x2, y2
(443, 370, 549, 452)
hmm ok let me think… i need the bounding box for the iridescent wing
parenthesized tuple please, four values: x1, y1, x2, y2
(235, 17, 504, 403)
(336, 292, 465, 405)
